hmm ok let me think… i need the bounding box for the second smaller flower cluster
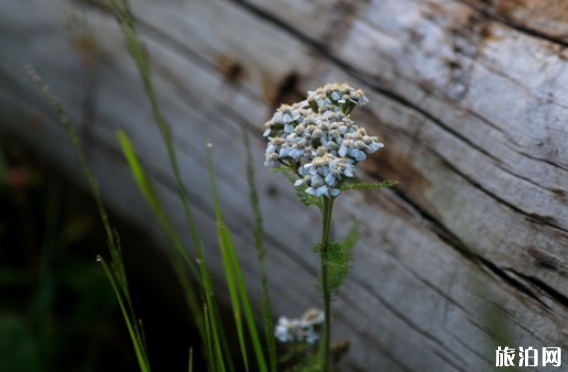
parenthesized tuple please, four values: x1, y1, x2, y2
(274, 308, 324, 344)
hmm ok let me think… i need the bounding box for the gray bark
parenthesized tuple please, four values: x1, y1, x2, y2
(1, 0, 568, 370)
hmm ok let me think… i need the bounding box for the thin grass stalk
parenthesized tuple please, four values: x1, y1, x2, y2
(112, 230, 150, 360)
(115, 130, 200, 281)
(196, 247, 234, 372)
(227, 234, 269, 372)
(202, 303, 216, 372)
(99, 257, 151, 372)
(206, 145, 269, 372)
(105, 0, 202, 252)
(217, 230, 250, 372)
(25, 66, 118, 271)
(206, 144, 249, 371)
(27, 66, 151, 372)
(208, 301, 228, 372)
(243, 129, 277, 372)
(188, 347, 194, 372)
(115, 130, 207, 342)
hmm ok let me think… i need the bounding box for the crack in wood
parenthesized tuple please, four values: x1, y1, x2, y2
(453, 0, 568, 48)
(482, 261, 553, 312)
(384, 184, 556, 347)
(452, 334, 494, 368)
(428, 147, 568, 234)
(332, 312, 416, 372)
(515, 148, 568, 173)
(509, 269, 568, 311)
(365, 148, 567, 316)
(373, 224, 503, 338)
(350, 273, 473, 372)
(392, 162, 568, 317)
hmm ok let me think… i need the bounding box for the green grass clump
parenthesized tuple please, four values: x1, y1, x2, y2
(28, 0, 274, 369)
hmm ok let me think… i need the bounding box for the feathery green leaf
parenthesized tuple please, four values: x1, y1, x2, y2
(314, 223, 360, 300)
(340, 179, 397, 191)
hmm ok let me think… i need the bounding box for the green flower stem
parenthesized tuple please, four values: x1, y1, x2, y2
(320, 197, 334, 372)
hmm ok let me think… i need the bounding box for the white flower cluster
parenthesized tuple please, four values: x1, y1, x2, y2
(307, 82, 369, 114)
(274, 308, 324, 344)
(263, 83, 384, 197)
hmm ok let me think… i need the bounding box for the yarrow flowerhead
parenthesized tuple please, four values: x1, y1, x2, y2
(263, 83, 384, 197)
(307, 82, 369, 115)
(274, 308, 324, 344)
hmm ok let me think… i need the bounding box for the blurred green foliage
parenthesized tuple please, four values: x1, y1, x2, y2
(0, 136, 130, 372)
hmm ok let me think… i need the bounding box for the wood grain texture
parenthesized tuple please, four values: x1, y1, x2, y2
(1, 0, 568, 370)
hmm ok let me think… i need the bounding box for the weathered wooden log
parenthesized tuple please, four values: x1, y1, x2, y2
(2, 0, 568, 370)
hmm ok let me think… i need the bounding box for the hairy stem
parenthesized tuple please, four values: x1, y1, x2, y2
(320, 197, 334, 372)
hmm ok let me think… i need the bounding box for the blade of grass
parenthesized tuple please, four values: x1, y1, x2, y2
(188, 347, 194, 372)
(27, 66, 151, 372)
(210, 297, 237, 372)
(115, 129, 200, 280)
(243, 129, 277, 372)
(202, 303, 216, 372)
(206, 299, 227, 372)
(112, 230, 150, 358)
(98, 256, 151, 372)
(218, 222, 249, 372)
(204, 145, 249, 372)
(115, 129, 208, 346)
(197, 247, 235, 372)
(206, 144, 269, 372)
(104, 0, 202, 252)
